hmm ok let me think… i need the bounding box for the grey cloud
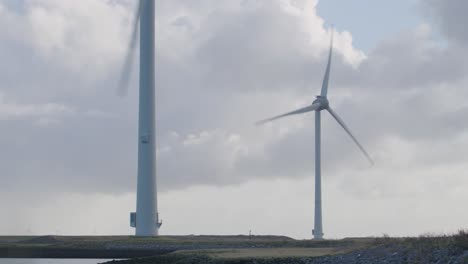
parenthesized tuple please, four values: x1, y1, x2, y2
(1, 0, 468, 201)
(354, 29, 467, 90)
(422, 0, 468, 44)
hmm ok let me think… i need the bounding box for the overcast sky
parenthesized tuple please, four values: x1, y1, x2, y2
(1, 0, 467, 239)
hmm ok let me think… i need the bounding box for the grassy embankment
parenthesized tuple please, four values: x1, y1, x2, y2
(104, 230, 468, 264)
(0, 235, 370, 259)
(1, 231, 467, 262)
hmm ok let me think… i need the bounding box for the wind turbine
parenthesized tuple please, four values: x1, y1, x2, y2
(118, 0, 161, 236)
(256, 31, 373, 240)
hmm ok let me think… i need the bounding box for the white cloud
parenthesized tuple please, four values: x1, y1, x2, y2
(0, 92, 74, 122)
(27, 0, 129, 74)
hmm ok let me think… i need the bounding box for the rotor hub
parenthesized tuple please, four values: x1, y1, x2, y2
(313, 96, 329, 110)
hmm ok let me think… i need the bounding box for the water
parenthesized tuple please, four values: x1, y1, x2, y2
(0, 259, 118, 264)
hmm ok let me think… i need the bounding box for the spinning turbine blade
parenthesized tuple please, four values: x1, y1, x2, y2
(327, 107, 374, 165)
(320, 31, 334, 97)
(117, 0, 142, 96)
(256, 104, 320, 125)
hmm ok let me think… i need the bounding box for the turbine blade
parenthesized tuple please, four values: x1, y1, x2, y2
(117, 0, 142, 96)
(320, 29, 334, 97)
(256, 104, 319, 126)
(327, 107, 374, 165)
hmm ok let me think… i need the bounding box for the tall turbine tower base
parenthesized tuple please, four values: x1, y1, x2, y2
(135, 0, 160, 237)
(313, 110, 324, 240)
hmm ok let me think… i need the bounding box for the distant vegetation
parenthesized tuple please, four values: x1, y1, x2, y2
(455, 230, 468, 249)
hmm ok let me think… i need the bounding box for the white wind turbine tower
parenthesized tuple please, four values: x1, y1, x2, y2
(118, 0, 161, 236)
(257, 31, 373, 240)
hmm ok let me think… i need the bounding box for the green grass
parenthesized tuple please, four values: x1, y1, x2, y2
(174, 247, 345, 259)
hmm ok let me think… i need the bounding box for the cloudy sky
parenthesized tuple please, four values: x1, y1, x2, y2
(1, 0, 467, 239)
